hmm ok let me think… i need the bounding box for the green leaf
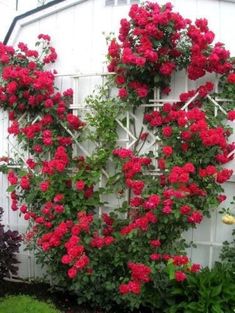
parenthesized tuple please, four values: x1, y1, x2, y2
(167, 262, 175, 280)
(211, 303, 223, 313)
(211, 285, 222, 298)
(7, 185, 16, 192)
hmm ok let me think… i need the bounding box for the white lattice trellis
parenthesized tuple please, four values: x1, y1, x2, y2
(55, 70, 235, 269)
(1, 70, 235, 281)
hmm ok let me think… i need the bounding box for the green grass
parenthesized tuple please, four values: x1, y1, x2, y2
(0, 295, 61, 313)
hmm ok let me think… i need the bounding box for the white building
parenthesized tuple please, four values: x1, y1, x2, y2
(1, 0, 235, 280)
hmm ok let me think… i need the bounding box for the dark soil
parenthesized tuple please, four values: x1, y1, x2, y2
(0, 279, 94, 313)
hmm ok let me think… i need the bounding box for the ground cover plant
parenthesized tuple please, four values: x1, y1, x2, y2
(0, 1, 235, 312)
(167, 262, 235, 313)
(0, 295, 60, 313)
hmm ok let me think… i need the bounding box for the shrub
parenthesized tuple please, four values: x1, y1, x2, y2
(0, 295, 60, 313)
(0, 207, 21, 279)
(167, 263, 235, 313)
(220, 228, 235, 267)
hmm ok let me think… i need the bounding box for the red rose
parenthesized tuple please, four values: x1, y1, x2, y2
(160, 62, 175, 75)
(26, 158, 37, 169)
(20, 176, 30, 190)
(20, 205, 27, 213)
(7, 171, 18, 185)
(175, 271, 187, 282)
(43, 137, 53, 146)
(33, 144, 43, 153)
(180, 205, 191, 215)
(162, 126, 173, 137)
(183, 162, 195, 173)
(190, 263, 201, 273)
(119, 281, 141, 295)
(54, 194, 64, 203)
(108, 39, 120, 58)
(227, 73, 235, 84)
(67, 267, 77, 279)
(130, 197, 143, 207)
(162, 206, 172, 214)
(150, 253, 161, 261)
(6, 81, 18, 94)
(84, 186, 94, 198)
(40, 181, 49, 192)
(158, 158, 165, 169)
(228, 110, 235, 121)
(115, 75, 125, 85)
(118, 88, 128, 98)
(75, 180, 85, 191)
(119, 283, 129, 295)
(187, 211, 203, 224)
(128, 262, 152, 283)
(61, 255, 72, 265)
(44, 99, 54, 108)
(136, 86, 148, 98)
(150, 239, 161, 247)
(54, 204, 64, 213)
(113, 148, 133, 159)
(217, 194, 226, 203)
(162, 146, 173, 157)
(66, 113, 84, 130)
(216, 169, 233, 183)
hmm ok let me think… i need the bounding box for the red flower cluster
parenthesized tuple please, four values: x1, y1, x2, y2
(0, 36, 102, 285)
(119, 281, 141, 295)
(108, 2, 232, 103)
(120, 211, 157, 235)
(90, 234, 115, 248)
(168, 164, 195, 184)
(62, 234, 90, 279)
(108, 2, 190, 101)
(61, 212, 95, 279)
(119, 262, 151, 295)
(187, 23, 231, 79)
(38, 221, 70, 251)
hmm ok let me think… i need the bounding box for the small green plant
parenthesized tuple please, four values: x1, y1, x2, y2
(0, 207, 21, 279)
(167, 263, 235, 313)
(0, 295, 60, 313)
(220, 228, 235, 267)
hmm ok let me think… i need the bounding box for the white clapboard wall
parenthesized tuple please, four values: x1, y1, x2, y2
(0, 0, 234, 280)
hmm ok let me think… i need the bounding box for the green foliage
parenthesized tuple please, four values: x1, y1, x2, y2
(220, 228, 235, 267)
(218, 72, 235, 106)
(0, 295, 60, 313)
(167, 263, 235, 313)
(85, 86, 125, 169)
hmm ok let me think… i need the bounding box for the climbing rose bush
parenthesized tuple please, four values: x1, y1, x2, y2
(0, 2, 235, 311)
(107, 1, 232, 104)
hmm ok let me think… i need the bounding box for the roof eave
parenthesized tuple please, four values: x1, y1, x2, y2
(4, 0, 89, 44)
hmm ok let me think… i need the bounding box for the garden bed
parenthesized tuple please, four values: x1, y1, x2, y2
(0, 280, 90, 313)
(0, 280, 155, 313)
